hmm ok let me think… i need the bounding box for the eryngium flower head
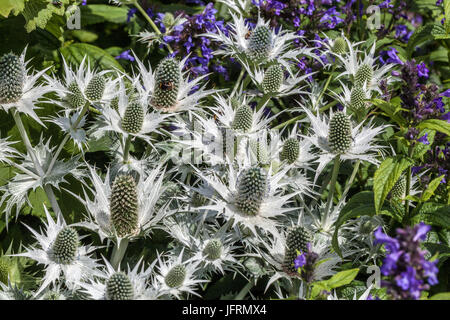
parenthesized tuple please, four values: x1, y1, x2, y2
(106, 272, 134, 300)
(328, 112, 352, 154)
(391, 175, 407, 199)
(232, 104, 253, 132)
(84, 74, 106, 102)
(332, 37, 347, 54)
(0, 53, 25, 103)
(354, 63, 374, 87)
(202, 239, 223, 261)
(110, 174, 139, 238)
(280, 138, 300, 164)
(349, 86, 366, 113)
(165, 265, 186, 288)
(0, 260, 10, 284)
(262, 64, 283, 94)
(51, 227, 79, 264)
(247, 25, 273, 62)
(66, 82, 85, 109)
(283, 226, 312, 276)
(151, 58, 181, 111)
(121, 101, 145, 134)
(236, 167, 268, 216)
(250, 139, 269, 165)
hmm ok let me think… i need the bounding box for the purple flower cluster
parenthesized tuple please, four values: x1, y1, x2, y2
(374, 223, 439, 300)
(160, 3, 230, 79)
(294, 243, 319, 283)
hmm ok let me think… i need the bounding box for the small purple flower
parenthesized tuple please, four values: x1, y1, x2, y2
(417, 133, 430, 145)
(294, 253, 306, 269)
(417, 62, 429, 79)
(115, 50, 135, 62)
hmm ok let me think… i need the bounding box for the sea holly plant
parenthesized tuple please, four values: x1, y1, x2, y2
(0, 0, 449, 301)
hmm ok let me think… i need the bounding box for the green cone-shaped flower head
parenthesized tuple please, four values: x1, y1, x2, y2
(0, 259, 10, 284)
(110, 174, 139, 237)
(66, 81, 86, 109)
(283, 226, 312, 275)
(355, 63, 373, 87)
(165, 264, 186, 288)
(328, 112, 352, 154)
(247, 25, 272, 62)
(262, 64, 283, 94)
(250, 140, 269, 165)
(332, 37, 347, 54)
(121, 101, 144, 134)
(52, 227, 79, 264)
(280, 138, 300, 164)
(349, 86, 366, 113)
(391, 175, 407, 199)
(151, 58, 181, 111)
(162, 12, 175, 27)
(110, 96, 119, 112)
(106, 272, 134, 300)
(0, 52, 25, 103)
(203, 239, 223, 261)
(236, 167, 268, 216)
(85, 74, 106, 101)
(232, 104, 253, 132)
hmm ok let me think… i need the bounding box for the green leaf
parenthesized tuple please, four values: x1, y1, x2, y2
(406, 24, 437, 58)
(419, 202, 450, 228)
(70, 30, 99, 43)
(373, 157, 413, 213)
(429, 292, 450, 300)
(21, 0, 66, 33)
(421, 175, 445, 202)
(312, 269, 360, 297)
(0, 0, 25, 18)
(80, 4, 128, 26)
(332, 191, 377, 257)
(60, 43, 124, 71)
(413, 129, 435, 159)
(417, 119, 450, 136)
(371, 98, 406, 127)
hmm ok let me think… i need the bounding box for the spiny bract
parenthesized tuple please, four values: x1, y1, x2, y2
(121, 100, 145, 134)
(165, 264, 186, 288)
(280, 138, 300, 164)
(110, 174, 139, 237)
(262, 64, 284, 94)
(106, 272, 134, 300)
(283, 226, 312, 276)
(151, 58, 181, 111)
(236, 167, 268, 216)
(247, 25, 272, 62)
(328, 111, 352, 154)
(0, 52, 25, 104)
(203, 239, 223, 261)
(51, 227, 79, 264)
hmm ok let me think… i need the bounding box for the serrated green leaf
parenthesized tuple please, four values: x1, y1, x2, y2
(417, 119, 450, 136)
(22, 0, 66, 33)
(421, 175, 445, 202)
(312, 269, 360, 297)
(420, 202, 450, 228)
(371, 98, 406, 127)
(80, 4, 129, 26)
(413, 129, 436, 159)
(0, 0, 25, 18)
(60, 43, 124, 71)
(429, 292, 450, 300)
(373, 157, 413, 213)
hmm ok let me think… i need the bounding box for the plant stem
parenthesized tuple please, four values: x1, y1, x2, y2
(122, 135, 133, 164)
(11, 109, 63, 219)
(274, 100, 338, 130)
(234, 281, 253, 300)
(256, 93, 271, 112)
(325, 155, 341, 215)
(341, 160, 361, 200)
(133, 1, 173, 54)
(111, 238, 129, 270)
(46, 103, 90, 176)
(404, 145, 415, 224)
(231, 69, 246, 97)
(316, 66, 336, 111)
